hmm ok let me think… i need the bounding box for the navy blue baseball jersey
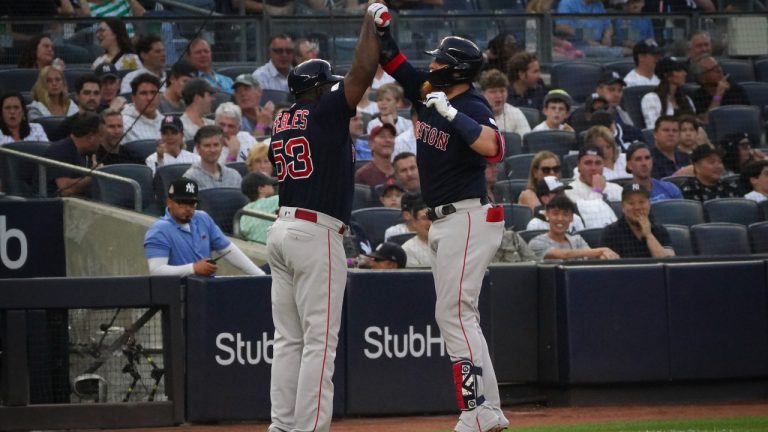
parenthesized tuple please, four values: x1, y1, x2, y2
(269, 80, 356, 224)
(386, 62, 498, 208)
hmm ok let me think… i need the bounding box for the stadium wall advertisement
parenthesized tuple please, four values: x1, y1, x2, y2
(0, 199, 65, 278)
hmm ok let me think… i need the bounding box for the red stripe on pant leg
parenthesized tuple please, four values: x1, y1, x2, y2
(457, 213, 474, 362)
(312, 230, 332, 432)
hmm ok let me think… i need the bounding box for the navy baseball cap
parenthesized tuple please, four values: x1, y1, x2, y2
(690, 144, 723, 163)
(621, 182, 650, 201)
(633, 38, 663, 57)
(535, 176, 571, 198)
(95, 63, 119, 80)
(160, 115, 183, 133)
(655, 57, 687, 78)
(598, 70, 626, 87)
(365, 242, 407, 269)
(168, 178, 198, 202)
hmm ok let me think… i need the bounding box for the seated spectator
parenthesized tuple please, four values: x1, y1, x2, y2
(593, 71, 643, 142)
(96, 109, 143, 165)
(355, 123, 395, 188)
(239, 171, 279, 245)
(0, 91, 48, 145)
(555, 0, 629, 58)
(641, 57, 695, 129)
(144, 178, 264, 277)
(160, 60, 197, 114)
(742, 160, 768, 203)
(602, 182, 675, 258)
(28, 65, 78, 120)
(50, 74, 102, 141)
(146, 115, 200, 175)
(401, 199, 431, 268)
(95, 63, 126, 112)
(528, 194, 620, 260)
(507, 52, 548, 110)
(479, 69, 531, 136)
(685, 30, 713, 66)
(649, 115, 690, 179)
(372, 65, 396, 91)
(181, 78, 215, 142)
(17, 33, 63, 70)
(294, 38, 319, 65)
(565, 145, 622, 228)
(690, 56, 749, 125)
(351, 111, 371, 160)
(613, 0, 654, 48)
(184, 125, 242, 189)
(232, 74, 273, 136)
(720, 132, 765, 176)
(384, 191, 421, 241)
(91, 19, 142, 71)
(253, 34, 293, 92)
(680, 144, 740, 201)
(377, 182, 405, 209)
(519, 151, 561, 211)
(359, 242, 407, 270)
(569, 92, 608, 134)
(625, 141, 682, 202)
(573, 125, 629, 180)
(492, 229, 537, 263)
(532, 90, 574, 132)
(677, 114, 710, 154)
(392, 151, 420, 193)
(215, 102, 258, 163)
(483, 31, 519, 74)
(187, 38, 234, 94)
(366, 83, 413, 138)
(643, 0, 714, 12)
(526, 176, 586, 233)
(121, 33, 168, 95)
(122, 73, 164, 141)
(392, 107, 417, 160)
(44, 112, 102, 197)
(246, 141, 274, 175)
(624, 39, 662, 88)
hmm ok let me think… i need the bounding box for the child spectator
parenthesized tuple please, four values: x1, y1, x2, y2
(401, 199, 432, 268)
(526, 176, 586, 233)
(366, 83, 413, 138)
(742, 160, 768, 203)
(532, 90, 574, 132)
(239, 171, 279, 245)
(677, 114, 710, 154)
(376, 182, 405, 209)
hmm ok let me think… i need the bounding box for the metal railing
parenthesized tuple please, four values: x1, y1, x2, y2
(0, 146, 144, 212)
(232, 208, 277, 242)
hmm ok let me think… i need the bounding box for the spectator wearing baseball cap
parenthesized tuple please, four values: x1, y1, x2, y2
(355, 123, 396, 188)
(181, 78, 216, 142)
(376, 181, 405, 209)
(383, 191, 422, 242)
(640, 56, 695, 129)
(145, 114, 200, 175)
(573, 125, 630, 181)
(568, 92, 609, 134)
(525, 176, 586, 233)
(239, 171, 279, 245)
(160, 59, 197, 114)
(679, 144, 740, 202)
(590, 69, 644, 146)
(532, 89, 574, 132)
(602, 182, 675, 258)
(624, 141, 682, 203)
(95, 62, 126, 112)
(401, 199, 432, 268)
(625, 39, 663, 87)
(144, 177, 265, 277)
(232, 74, 273, 136)
(364, 242, 407, 269)
(565, 144, 622, 228)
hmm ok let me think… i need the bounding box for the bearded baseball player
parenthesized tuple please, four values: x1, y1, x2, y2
(265, 5, 383, 432)
(374, 19, 508, 432)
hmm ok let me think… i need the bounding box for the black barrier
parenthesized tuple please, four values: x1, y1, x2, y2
(0, 199, 64, 278)
(344, 270, 491, 415)
(184, 276, 345, 422)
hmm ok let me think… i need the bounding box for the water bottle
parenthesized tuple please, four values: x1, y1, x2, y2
(525, 18, 537, 54)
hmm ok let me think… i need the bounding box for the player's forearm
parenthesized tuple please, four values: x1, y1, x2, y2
(469, 126, 503, 159)
(345, 15, 380, 108)
(220, 244, 265, 276)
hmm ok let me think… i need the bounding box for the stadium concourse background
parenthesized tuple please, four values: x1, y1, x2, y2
(3, 1, 768, 430)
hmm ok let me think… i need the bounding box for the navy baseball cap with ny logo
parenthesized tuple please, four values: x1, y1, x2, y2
(168, 178, 198, 202)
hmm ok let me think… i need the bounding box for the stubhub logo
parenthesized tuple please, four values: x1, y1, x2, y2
(215, 332, 273, 366)
(0, 216, 28, 270)
(364, 325, 446, 359)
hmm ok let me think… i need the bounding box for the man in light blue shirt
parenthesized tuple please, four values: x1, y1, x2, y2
(556, 0, 628, 57)
(187, 38, 234, 94)
(252, 34, 293, 92)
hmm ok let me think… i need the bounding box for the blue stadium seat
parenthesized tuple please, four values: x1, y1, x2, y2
(31, 116, 67, 140)
(197, 187, 249, 235)
(217, 65, 256, 80)
(123, 139, 158, 162)
(517, 229, 546, 244)
(604, 59, 635, 78)
(551, 62, 604, 104)
(703, 198, 760, 226)
(153, 163, 192, 201)
(664, 224, 693, 256)
(0, 69, 40, 92)
(577, 227, 603, 248)
(709, 105, 762, 144)
(226, 161, 248, 177)
(641, 128, 655, 147)
(562, 153, 578, 178)
(63, 68, 92, 92)
(523, 130, 576, 158)
(718, 58, 755, 83)
(740, 81, 768, 111)
(620, 85, 656, 129)
(353, 183, 376, 210)
(493, 179, 528, 204)
(91, 164, 161, 215)
(504, 154, 534, 180)
(260, 89, 293, 106)
(690, 222, 750, 256)
(754, 58, 768, 82)
(0, 141, 50, 197)
(211, 91, 232, 113)
(650, 199, 705, 227)
(661, 175, 693, 190)
(502, 203, 533, 230)
(351, 207, 402, 249)
(748, 221, 768, 253)
(518, 107, 541, 129)
(608, 200, 623, 219)
(503, 132, 523, 156)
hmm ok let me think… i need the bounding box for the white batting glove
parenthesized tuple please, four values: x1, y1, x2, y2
(425, 91, 458, 122)
(367, 3, 391, 29)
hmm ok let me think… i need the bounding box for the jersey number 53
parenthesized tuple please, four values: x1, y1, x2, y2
(271, 137, 314, 181)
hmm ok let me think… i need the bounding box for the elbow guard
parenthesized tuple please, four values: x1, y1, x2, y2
(484, 130, 505, 164)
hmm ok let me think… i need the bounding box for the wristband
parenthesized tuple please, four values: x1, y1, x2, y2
(591, 187, 604, 193)
(450, 112, 482, 146)
(712, 95, 722, 103)
(226, 154, 237, 162)
(255, 123, 267, 129)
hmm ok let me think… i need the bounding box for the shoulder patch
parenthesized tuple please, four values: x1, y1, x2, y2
(489, 118, 497, 126)
(331, 82, 341, 92)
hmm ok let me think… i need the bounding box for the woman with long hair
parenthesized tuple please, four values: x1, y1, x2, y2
(91, 18, 142, 71)
(0, 92, 49, 145)
(518, 150, 561, 210)
(641, 57, 695, 128)
(573, 125, 629, 180)
(17, 34, 64, 70)
(27, 66, 78, 120)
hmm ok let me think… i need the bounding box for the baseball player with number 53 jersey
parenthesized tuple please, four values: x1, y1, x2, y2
(373, 14, 509, 432)
(265, 5, 384, 432)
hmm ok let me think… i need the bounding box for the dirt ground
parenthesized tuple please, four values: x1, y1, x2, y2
(93, 401, 768, 432)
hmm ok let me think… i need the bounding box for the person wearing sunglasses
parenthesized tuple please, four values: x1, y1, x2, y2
(253, 33, 294, 92)
(518, 150, 562, 211)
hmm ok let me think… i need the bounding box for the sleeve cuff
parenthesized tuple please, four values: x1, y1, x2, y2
(382, 52, 407, 75)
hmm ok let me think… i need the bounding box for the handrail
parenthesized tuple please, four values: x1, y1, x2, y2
(0, 146, 143, 212)
(153, 0, 224, 17)
(232, 208, 276, 240)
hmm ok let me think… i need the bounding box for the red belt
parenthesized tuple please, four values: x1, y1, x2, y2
(294, 208, 346, 234)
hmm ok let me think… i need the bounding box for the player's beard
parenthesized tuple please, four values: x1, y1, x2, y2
(420, 81, 434, 102)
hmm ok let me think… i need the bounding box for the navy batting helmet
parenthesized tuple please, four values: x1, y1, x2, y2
(288, 59, 344, 96)
(425, 36, 484, 87)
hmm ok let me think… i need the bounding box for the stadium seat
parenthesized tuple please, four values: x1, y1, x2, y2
(740, 81, 768, 110)
(661, 175, 692, 190)
(352, 183, 376, 210)
(524, 130, 576, 157)
(351, 207, 403, 249)
(31, 116, 67, 139)
(604, 59, 635, 78)
(518, 107, 541, 129)
(493, 179, 528, 204)
(748, 221, 768, 253)
(562, 153, 578, 178)
(517, 229, 546, 244)
(217, 65, 256, 80)
(123, 139, 158, 162)
(609, 178, 634, 188)
(502, 203, 533, 230)
(664, 224, 693, 256)
(0, 141, 50, 197)
(708, 105, 762, 145)
(754, 58, 768, 82)
(53, 43, 92, 64)
(0, 69, 40, 92)
(759, 200, 768, 220)
(504, 154, 534, 180)
(577, 227, 603, 248)
(388, 232, 416, 245)
(211, 91, 232, 113)
(153, 163, 192, 201)
(226, 161, 248, 177)
(621, 85, 656, 129)
(261, 89, 293, 106)
(551, 62, 604, 104)
(197, 187, 249, 235)
(718, 58, 755, 83)
(650, 199, 705, 227)
(503, 132, 523, 156)
(681, 82, 700, 100)
(63, 67, 92, 91)
(608, 200, 623, 219)
(690, 222, 750, 256)
(641, 128, 655, 147)
(495, 161, 507, 181)
(704, 197, 760, 226)
(91, 164, 161, 215)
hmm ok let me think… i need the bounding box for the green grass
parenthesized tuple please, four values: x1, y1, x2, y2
(431, 416, 768, 432)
